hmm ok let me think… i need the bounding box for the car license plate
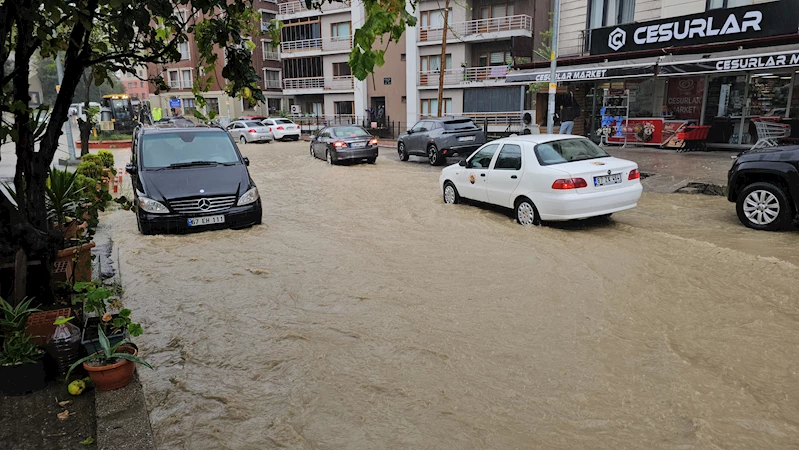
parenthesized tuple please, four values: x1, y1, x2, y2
(351, 142, 366, 148)
(458, 136, 475, 142)
(594, 174, 622, 186)
(187, 215, 225, 227)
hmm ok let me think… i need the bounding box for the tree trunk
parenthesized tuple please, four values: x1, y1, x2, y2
(437, 0, 450, 117)
(80, 69, 92, 156)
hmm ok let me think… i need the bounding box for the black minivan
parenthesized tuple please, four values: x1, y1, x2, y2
(126, 125, 262, 235)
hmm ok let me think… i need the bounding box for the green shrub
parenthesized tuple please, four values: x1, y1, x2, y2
(97, 150, 114, 169)
(80, 154, 103, 167)
(76, 161, 103, 180)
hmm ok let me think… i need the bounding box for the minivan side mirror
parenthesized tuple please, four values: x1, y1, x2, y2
(125, 163, 137, 174)
(458, 159, 467, 167)
(242, 157, 250, 166)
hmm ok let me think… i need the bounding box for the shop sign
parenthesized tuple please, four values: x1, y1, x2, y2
(526, 65, 653, 83)
(590, 2, 798, 55)
(607, 119, 692, 146)
(660, 50, 799, 76)
(665, 76, 705, 121)
(169, 99, 181, 108)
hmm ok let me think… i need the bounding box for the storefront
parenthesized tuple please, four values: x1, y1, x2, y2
(507, 1, 799, 149)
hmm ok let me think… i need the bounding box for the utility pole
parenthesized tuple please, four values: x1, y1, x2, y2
(546, 0, 561, 134)
(55, 53, 79, 165)
(436, 0, 450, 117)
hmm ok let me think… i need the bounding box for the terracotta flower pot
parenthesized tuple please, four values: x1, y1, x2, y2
(84, 345, 137, 391)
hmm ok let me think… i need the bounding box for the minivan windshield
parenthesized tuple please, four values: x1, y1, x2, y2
(141, 132, 240, 169)
(534, 138, 610, 165)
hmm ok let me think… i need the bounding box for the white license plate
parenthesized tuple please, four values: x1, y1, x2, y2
(594, 174, 622, 186)
(187, 215, 225, 227)
(351, 142, 366, 148)
(458, 136, 476, 142)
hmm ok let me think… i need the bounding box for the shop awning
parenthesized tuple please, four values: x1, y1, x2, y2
(658, 46, 799, 76)
(505, 58, 659, 84)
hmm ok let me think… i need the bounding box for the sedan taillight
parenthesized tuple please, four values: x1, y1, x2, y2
(628, 169, 640, 180)
(552, 178, 588, 190)
(334, 141, 346, 148)
(277, 126, 285, 131)
(248, 129, 256, 133)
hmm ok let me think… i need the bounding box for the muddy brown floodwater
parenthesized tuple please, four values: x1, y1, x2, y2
(104, 141, 799, 450)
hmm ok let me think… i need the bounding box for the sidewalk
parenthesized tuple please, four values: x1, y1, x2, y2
(376, 139, 736, 194)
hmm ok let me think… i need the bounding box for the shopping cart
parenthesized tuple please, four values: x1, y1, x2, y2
(751, 119, 791, 151)
(675, 125, 710, 153)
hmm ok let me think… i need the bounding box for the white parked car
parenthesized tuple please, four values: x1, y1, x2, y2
(439, 135, 643, 225)
(261, 118, 301, 141)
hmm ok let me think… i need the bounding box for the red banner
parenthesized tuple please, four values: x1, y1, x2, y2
(665, 76, 705, 121)
(607, 118, 691, 146)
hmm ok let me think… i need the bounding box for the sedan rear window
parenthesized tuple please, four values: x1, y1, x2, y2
(443, 120, 478, 131)
(244, 121, 262, 127)
(534, 139, 609, 166)
(141, 132, 239, 168)
(331, 126, 369, 137)
(275, 119, 294, 124)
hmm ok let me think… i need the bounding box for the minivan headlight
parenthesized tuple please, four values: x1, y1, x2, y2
(138, 197, 169, 214)
(237, 187, 259, 206)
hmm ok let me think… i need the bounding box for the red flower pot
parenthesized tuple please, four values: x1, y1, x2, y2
(83, 345, 138, 391)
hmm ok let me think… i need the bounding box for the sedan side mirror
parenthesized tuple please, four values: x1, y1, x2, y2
(125, 163, 137, 174)
(458, 159, 467, 167)
(407, 129, 413, 134)
(242, 157, 250, 166)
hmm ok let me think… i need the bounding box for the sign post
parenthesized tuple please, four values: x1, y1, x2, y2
(55, 53, 79, 166)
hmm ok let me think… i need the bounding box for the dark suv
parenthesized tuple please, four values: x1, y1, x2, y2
(126, 125, 262, 235)
(397, 117, 486, 166)
(727, 145, 799, 231)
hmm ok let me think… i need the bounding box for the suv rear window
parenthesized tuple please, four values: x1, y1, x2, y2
(443, 119, 478, 131)
(141, 132, 239, 168)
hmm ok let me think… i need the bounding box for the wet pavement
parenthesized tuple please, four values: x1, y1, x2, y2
(106, 141, 798, 449)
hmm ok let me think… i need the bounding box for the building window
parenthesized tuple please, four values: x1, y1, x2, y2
(420, 9, 450, 29)
(167, 70, 180, 88)
(140, 81, 144, 88)
(180, 69, 192, 89)
(262, 41, 279, 60)
(479, 3, 514, 20)
(588, 0, 634, 29)
(207, 98, 220, 114)
(281, 17, 321, 42)
(706, 0, 748, 9)
(263, 69, 281, 89)
(261, 12, 276, 30)
(334, 101, 354, 116)
(401, 53, 406, 61)
(177, 9, 188, 23)
(479, 51, 511, 67)
(182, 98, 196, 115)
(420, 54, 452, 72)
(420, 98, 452, 117)
(332, 62, 352, 77)
(401, 96, 406, 103)
(331, 22, 351, 40)
(179, 42, 190, 60)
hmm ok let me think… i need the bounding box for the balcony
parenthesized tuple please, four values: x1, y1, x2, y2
(264, 51, 280, 61)
(280, 36, 352, 54)
(282, 76, 353, 92)
(419, 15, 532, 44)
(418, 66, 509, 88)
(277, 0, 349, 17)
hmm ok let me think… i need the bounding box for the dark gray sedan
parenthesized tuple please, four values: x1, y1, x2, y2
(397, 117, 486, 166)
(310, 126, 378, 165)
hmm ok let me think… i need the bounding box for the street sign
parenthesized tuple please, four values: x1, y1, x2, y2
(169, 99, 181, 108)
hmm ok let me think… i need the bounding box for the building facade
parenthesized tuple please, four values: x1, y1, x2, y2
(508, 0, 799, 147)
(118, 66, 151, 102)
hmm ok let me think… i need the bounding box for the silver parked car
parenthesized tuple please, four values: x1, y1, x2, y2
(226, 120, 274, 144)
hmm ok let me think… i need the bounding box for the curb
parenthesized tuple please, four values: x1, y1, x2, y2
(95, 372, 156, 450)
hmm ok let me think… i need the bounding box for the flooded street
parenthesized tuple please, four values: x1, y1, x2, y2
(105, 141, 799, 449)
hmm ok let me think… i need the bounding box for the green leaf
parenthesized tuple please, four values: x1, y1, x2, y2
(97, 326, 111, 356)
(66, 354, 103, 381)
(80, 437, 95, 446)
(119, 308, 131, 318)
(112, 353, 153, 370)
(128, 323, 143, 337)
(53, 316, 75, 325)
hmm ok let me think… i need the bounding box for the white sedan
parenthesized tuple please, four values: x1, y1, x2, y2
(439, 135, 643, 225)
(261, 118, 301, 141)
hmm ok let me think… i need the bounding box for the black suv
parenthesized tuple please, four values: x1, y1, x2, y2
(397, 117, 486, 166)
(727, 145, 799, 231)
(126, 125, 262, 235)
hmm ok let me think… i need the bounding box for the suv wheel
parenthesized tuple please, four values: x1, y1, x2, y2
(398, 142, 409, 161)
(736, 182, 793, 231)
(428, 144, 442, 166)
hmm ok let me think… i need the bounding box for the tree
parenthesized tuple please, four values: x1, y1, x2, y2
(37, 58, 124, 107)
(0, 0, 265, 302)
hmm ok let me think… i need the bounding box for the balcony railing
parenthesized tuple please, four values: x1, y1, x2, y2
(419, 14, 532, 42)
(264, 51, 280, 60)
(283, 76, 354, 90)
(280, 36, 352, 53)
(265, 80, 282, 89)
(278, 0, 349, 16)
(418, 66, 509, 86)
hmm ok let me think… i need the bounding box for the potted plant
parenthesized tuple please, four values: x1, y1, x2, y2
(72, 282, 143, 354)
(1, 296, 41, 336)
(66, 327, 151, 390)
(45, 167, 83, 240)
(0, 332, 47, 395)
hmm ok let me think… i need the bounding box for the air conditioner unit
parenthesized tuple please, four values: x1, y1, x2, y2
(290, 104, 301, 114)
(521, 110, 539, 135)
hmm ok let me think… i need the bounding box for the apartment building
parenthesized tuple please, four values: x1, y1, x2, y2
(405, 0, 552, 126)
(508, 0, 799, 147)
(118, 66, 151, 101)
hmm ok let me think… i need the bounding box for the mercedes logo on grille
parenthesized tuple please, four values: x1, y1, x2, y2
(197, 198, 212, 211)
